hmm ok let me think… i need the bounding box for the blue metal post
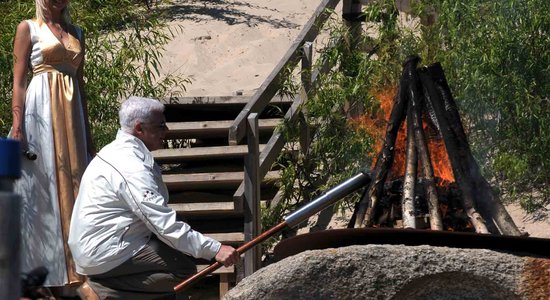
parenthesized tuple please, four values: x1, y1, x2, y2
(0, 138, 22, 300)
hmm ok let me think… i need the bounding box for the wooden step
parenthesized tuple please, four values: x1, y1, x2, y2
(165, 119, 280, 139)
(164, 171, 280, 191)
(161, 95, 295, 106)
(169, 191, 233, 203)
(203, 232, 244, 244)
(197, 264, 234, 274)
(153, 145, 267, 162)
(168, 202, 235, 214)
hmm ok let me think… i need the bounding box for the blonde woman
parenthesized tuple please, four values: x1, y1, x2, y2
(11, 0, 94, 289)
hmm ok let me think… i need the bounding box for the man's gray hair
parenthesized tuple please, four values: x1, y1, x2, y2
(119, 96, 165, 132)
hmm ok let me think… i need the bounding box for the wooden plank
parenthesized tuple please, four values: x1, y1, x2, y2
(231, 36, 339, 203)
(228, 0, 340, 145)
(153, 145, 267, 162)
(168, 202, 235, 213)
(160, 95, 295, 106)
(164, 171, 280, 191)
(219, 274, 231, 299)
(301, 41, 313, 92)
(169, 191, 233, 203)
(203, 232, 245, 244)
(197, 264, 234, 274)
(166, 119, 280, 139)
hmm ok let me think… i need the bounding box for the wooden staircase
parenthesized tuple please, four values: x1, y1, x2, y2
(153, 95, 292, 296)
(150, 0, 362, 297)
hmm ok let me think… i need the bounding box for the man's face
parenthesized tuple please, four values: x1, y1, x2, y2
(137, 111, 168, 151)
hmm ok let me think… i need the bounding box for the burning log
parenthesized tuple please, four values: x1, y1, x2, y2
(350, 55, 521, 235)
(424, 64, 521, 236)
(353, 56, 416, 228)
(418, 68, 489, 234)
(406, 64, 443, 231)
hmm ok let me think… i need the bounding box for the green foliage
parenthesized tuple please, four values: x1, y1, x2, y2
(270, 0, 548, 232)
(0, 0, 189, 148)
(416, 0, 549, 210)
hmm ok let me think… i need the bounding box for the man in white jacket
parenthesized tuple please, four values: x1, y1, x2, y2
(68, 96, 239, 299)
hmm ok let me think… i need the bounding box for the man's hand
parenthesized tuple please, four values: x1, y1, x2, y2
(215, 245, 240, 267)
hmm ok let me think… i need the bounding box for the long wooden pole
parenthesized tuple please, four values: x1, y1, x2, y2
(402, 103, 417, 229)
(174, 170, 372, 292)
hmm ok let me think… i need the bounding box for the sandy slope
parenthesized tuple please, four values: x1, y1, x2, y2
(158, 0, 548, 239)
(159, 0, 320, 96)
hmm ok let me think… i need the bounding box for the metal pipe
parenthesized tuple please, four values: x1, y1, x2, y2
(284, 170, 372, 227)
(174, 168, 372, 292)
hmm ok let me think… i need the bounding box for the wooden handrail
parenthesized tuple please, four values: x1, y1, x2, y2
(233, 36, 342, 203)
(228, 0, 340, 146)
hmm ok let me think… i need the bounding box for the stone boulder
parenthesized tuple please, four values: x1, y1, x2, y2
(224, 244, 549, 299)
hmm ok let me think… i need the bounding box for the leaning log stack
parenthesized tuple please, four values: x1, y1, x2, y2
(352, 55, 521, 236)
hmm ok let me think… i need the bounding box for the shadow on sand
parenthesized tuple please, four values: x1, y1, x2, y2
(160, 0, 301, 29)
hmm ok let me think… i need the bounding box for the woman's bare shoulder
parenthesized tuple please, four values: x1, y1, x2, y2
(16, 20, 30, 29)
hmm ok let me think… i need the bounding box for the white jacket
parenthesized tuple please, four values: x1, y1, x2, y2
(68, 130, 221, 275)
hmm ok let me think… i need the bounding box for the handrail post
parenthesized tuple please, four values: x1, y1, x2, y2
(0, 138, 22, 300)
(343, 0, 363, 35)
(244, 113, 261, 276)
(300, 42, 313, 153)
(301, 41, 313, 93)
(342, 0, 364, 118)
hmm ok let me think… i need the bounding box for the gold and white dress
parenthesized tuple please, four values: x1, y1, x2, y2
(14, 19, 88, 286)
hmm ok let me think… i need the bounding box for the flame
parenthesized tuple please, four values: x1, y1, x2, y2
(350, 85, 455, 186)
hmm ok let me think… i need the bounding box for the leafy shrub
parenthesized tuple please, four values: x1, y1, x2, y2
(0, 0, 188, 148)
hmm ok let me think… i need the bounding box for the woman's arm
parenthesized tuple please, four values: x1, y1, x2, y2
(11, 21, 31, 142)
(76, 29, 96, 158)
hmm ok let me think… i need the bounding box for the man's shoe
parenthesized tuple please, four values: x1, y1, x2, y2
(77, 281, 99, 300)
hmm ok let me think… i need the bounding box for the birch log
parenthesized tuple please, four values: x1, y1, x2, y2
(402, 104, 417, 229)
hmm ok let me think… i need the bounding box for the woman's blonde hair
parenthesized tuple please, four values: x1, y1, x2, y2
(35, 0, 71, 24)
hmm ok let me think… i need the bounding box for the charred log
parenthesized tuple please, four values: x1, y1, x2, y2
(352, 56, 419, 228)
(407, 67, 443, 231)
(425, 63, 521, 236)
(419, 69, 489, 234)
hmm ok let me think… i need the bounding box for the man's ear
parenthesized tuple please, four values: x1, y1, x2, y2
(134, 122, 145, 135)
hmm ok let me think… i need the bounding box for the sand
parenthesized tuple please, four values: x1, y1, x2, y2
(159, 0, 321, 97)
(158, 0, 549, 239)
